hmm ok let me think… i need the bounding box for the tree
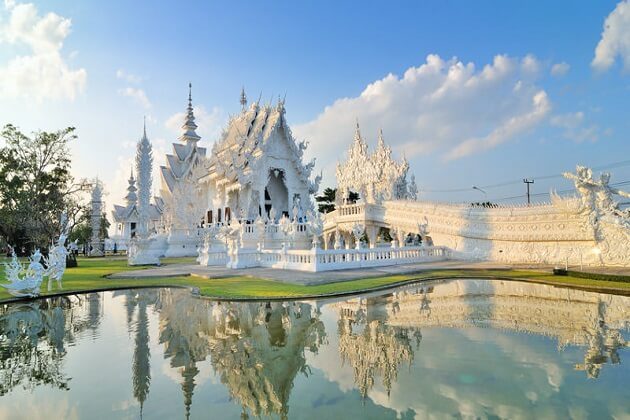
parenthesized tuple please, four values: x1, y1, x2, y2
(0, 124, 86, 252)
(315, 188, 360, 213)
(68, 209, 110, 245)
(315, 187, 337, 213)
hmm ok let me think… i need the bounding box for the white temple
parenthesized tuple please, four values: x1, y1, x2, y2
(159, 84, 208, 257)
(336, 123, 413, 204)
(110, 84, 630, 269)
(111, 123, 164, 250)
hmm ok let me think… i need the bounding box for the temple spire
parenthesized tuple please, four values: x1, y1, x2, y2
(136, 122, 153, 238)
(125, 167, 137, 206)
(377, 128, 385, 148)
(143, 115, 147, 139)
(353, 119, 364, 145)
(240, 86, 247, 111)
(179, 83, 201, 144)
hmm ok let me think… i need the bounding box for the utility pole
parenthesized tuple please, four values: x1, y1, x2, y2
(523, 179, 534, 205)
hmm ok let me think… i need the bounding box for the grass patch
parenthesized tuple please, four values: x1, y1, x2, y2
(1, 258, 629, 303)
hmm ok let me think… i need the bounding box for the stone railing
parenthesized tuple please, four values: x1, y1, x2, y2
(259, 245, 450, 272)
(200, 243, 450, 272)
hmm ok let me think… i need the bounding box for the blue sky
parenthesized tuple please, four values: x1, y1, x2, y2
(1, 0, 629, 206)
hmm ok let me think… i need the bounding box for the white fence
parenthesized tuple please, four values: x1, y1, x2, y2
(202, 245, 451, 272)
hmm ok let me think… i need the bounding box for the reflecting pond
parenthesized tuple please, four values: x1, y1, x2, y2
(0, 279, 629, 419)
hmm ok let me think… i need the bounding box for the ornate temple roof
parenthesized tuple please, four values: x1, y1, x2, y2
(160, 84, 207, 197)
(206, 93, 315, 190)
(336, 122, 410, 202)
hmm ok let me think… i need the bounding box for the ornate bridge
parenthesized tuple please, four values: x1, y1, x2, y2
(322, 198, 630, 267)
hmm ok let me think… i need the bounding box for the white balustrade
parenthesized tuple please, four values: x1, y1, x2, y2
(257, 245, 450, 272)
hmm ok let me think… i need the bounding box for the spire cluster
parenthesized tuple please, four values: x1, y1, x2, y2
(179, 83, 201, 144)
(125, 169, 137, 206)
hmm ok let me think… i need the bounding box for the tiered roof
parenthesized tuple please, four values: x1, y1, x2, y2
(207, 95, 316, 190)
(160, 84, 207, 196)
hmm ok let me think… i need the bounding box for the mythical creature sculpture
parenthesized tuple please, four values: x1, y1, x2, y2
(563, 165, 598, 213)
(352, 223, 366, 249)
(2, 213, 69, 297)
(563, 165, 630, 222)
(305, 210, 324, 248)
(597, 172, 630, 214)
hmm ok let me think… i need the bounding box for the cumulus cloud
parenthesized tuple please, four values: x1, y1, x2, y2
(118, 87, 151, 109)
(165, 105, 226, 141)
(550, 62, 570, 77)
(592, 0, 630, 71)
(294, 53, 552, 176)
(550, 112, 601, 143)
(0, 1, 86, 101)
(116, 69, 142, 84)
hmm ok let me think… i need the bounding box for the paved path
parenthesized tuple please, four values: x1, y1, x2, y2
(109, 260, 512, 286)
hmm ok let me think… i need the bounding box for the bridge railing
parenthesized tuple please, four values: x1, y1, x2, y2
(258, 245, 450, 272)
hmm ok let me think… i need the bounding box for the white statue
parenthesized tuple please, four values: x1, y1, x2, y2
(352, 223, 366, 249)
(305, 210, 324, 248)
(596, 172, 630, 214)
(2, 249, 46, 297)
(2, 213, 70, 297)
(45, 212, 70, 291)
(563, 165, 598, 213)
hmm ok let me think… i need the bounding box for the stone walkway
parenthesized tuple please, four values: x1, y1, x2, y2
(109, 260, 512, 286)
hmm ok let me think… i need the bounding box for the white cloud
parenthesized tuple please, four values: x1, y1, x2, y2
(550, 111, 600, 143)
(118, 87, 151, 109)
(0, 1, 86, 101)
(294, 53, 552, 178)
(116, 69, 142, 84)
(165, 105, 226, 141)
(550, 62, 570, 77)
(445, 90, 550, 160)
(592, 0, 630, 71)
(521, 54, 541, 75)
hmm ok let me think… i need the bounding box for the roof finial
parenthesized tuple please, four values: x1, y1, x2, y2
(188, 82, 192, 104)
(240, 86, 247, 111)
(143, 115, 147, 138)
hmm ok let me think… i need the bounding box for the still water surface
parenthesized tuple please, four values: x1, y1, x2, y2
(0, 279, 629, 419)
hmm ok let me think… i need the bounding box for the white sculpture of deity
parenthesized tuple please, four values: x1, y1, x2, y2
(564, 165, 630, 221)
(352, 223, 366, 249)
(305, 210, 324, 248)
(563, 166, 598, 213)
(596, 172, 630, 214)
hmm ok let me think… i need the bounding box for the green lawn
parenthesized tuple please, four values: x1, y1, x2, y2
(0, 257, 629, 302)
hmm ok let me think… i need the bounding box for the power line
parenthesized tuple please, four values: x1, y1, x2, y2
(422, 159, 630, 194)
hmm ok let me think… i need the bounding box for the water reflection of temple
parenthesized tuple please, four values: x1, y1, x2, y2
(0, 294, 104, 395)
(155, 289, 326, 419)
(335, 280, 629, 380)
(337, 302, 421, 397)
(114, 289, 160, 417)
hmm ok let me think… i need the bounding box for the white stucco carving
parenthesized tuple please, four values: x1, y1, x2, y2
(323, 165, 630, 266)
(336, 123, 410, 204)
(89, 180, 104, 257)
(2, 214, 69, 297)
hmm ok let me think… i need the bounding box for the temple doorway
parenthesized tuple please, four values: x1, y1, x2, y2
(265, 169, 289, 220)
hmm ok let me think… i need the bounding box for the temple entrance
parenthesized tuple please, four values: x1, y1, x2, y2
(264, 169, 289, 220)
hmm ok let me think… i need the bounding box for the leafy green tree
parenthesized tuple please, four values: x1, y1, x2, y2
(315, 187, 337, 213)
(0, 124, 86, 252)
(68, 210, 110, 245)
(315, 188, 360, 213)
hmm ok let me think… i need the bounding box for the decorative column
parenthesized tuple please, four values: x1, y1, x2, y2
(366, 225, 378, 249)
(89, 180, 104, 257)
(136, 119, 153, 239)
